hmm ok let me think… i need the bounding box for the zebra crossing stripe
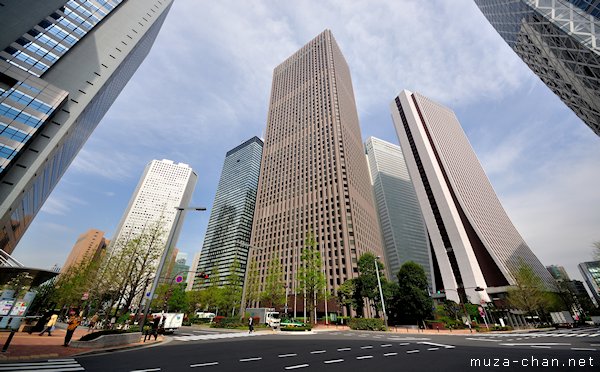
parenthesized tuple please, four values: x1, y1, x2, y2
(0, 359, 84, 372)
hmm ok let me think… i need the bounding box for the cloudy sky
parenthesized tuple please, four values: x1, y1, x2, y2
(13, 0, 600, 282)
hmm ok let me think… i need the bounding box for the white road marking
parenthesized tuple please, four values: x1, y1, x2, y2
(356, 355, 373, 360)
(324, 359, 344, 364)
(0, 359, 85, 372)
(531, 346, 551, 349)
(279, 354, 298, 358)
(427, 347, 439, 351)
(399, 342, 410, 346)
(360, 346, 373, 349)
(572, 348, 597, 351)
(499, 343, 570, 346)
(417, 341, 455, 349)
(406, 350, 420, 354)
(383, 352, 398, 356)
(466, 338, 500, 342)
(239, 357, 262, 362)
(190, 362, 219, 368)
(285, 364, 309, 370)
(380, 344, 392, 347)
(310, 350, 326, 354)
(337, 347, 351, 351)
(131, 369, 161, 372)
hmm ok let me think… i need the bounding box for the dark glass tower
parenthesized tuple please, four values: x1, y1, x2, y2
(475, 0, 600, 137)
(0, 0, 174, 254)
(195, 137, 263, 289)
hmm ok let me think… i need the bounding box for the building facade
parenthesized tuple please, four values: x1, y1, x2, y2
(195, 137, 263, 290)
(578, 261, 600, 305)
(390, 90, 555, 304)
(186, 251, 200, 291)
(546, 264, 571, 281)
(60, 228, 107, 274)
(365, 136, 433, 285)
(475, 0, 600, 137)
(249, 30, 384, 314)
(0, 0, 174, 254)
(106, 159, 196, 280)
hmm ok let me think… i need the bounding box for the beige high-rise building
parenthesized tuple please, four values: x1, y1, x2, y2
(61, 229, 107, 274)
(249, 30, 384, 315)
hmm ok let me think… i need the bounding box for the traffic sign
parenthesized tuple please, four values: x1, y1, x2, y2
(175, 275, 183, 283)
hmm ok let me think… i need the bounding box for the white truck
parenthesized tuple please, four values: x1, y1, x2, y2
(246, 307, 280, 328)
(550, 311, 574, 327)
(152, 312, 184, 334)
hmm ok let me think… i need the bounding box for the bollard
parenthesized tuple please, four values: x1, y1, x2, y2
(2, 331, 16, 352)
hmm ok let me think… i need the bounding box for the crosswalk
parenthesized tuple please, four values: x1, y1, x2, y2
(474, 327, 600, 339)
(0, 358, 84, 372)
(172, 332, 264, 342)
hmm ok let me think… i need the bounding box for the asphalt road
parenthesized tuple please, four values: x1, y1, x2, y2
(4, 327, 599, 371)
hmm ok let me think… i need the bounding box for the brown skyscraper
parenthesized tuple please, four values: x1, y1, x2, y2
(61, 229, 107, 274)
(249, 30, 384, 315)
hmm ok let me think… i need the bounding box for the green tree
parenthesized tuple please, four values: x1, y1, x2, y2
(357, 253, 386, 316)
(337, 279, 362, 316)
(260, 253, 285, 308)
(221, 259, 243, 316)
(297, 232, 325, 324)
(396, 261, 433, 324)
(244, 256, 261, 309)
(594, 241, 600, 261)
(507, 259, 550, 316)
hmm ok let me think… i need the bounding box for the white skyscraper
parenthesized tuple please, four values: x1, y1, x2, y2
(186, 251, 201, 292)
(391, 90, 555, 305)
(365, 137, 433, 285)
(108, 159, 197, 275)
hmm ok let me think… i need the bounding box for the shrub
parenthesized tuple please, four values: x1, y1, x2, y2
(210, 317, 243, 329)
(281, 326, 312, 332)
(348, 318, 386, 331)
(189, 317, 212, 324)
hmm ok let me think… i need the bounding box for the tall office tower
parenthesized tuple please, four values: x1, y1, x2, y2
(249, 30, 384, 313)
(365, 136, 433, 285)
(186, 251, 200, 291)
(0, 0, 174, 255)
(60, 228, 107, 274)
(391, 90, 555, 304)
(475, 0, 600, 137)
(195, 137, 263, 290)
(578, 261, 600, 304)
(546, 264, 571, 281)
(170, 251, 189, 281)
(108, 159, 196, 277)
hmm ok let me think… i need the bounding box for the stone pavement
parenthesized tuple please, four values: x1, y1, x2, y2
(0, 326, 162, 362)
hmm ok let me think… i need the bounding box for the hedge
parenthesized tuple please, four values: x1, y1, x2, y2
(281, 326, 312, 332)
(210, 317, 244, 329)
(348, 318, 386, 331)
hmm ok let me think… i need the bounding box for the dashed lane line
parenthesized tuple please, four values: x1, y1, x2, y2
(406, 350, 420, 354)
(131, 369, 161, 372)
(279, 354, 298, 358)
(360, 346, 373, 349)
(572, 348, 597, 351)
(337, 347, 351, 351)
(531, 346, 551, 349)
(427, 348, 440, 351)
(380, 344, 392, 347)
(310, 350, 326, 354)
(324, 359, 344, 364)
(284, 364, 309, 370)
(239, 357, 262, 362)
(356, 355, 373, 360)
(399, 342, 410, 346)
(190, 362, 219, 368)
(383, 352, 398, 357)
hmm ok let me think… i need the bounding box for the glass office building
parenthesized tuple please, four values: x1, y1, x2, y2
(0, 0, 174, 254)
(475, 0, 600, 137)
(195, 137, 263, 290)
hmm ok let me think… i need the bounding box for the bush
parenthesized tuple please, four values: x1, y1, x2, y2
(189, 317, 212, 324)
(348, 318, 386, 331)
(281, 326, 312, 332)
(210, 317, 243, 329)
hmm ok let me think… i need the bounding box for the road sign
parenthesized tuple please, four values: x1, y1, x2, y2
(175, 275, 183, 283)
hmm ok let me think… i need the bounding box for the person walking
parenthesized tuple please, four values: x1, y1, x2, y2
(63, 310, 81, 347)
(39, 312, 58, 336)
(248, 316, 254, 334)
(88, 313, 99, 332)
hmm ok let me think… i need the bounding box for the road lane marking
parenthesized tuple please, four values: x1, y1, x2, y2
(131, 369, 161, 372)
(279, 354, 298, 358)
(285, 364, 309, 370)
(383, 352, 398, 356)
(240, 357, 262, 362)
(324, 359, 344, 364)
(572, 348, 597, 351)
(531, 346, 551, 349)
(310, 350, 326, 354)
(427, 348, 439, 351)
(407, 350, 420, 354)
(380, 344, 392, 347)
(417, 341, 455, 349)
(360, 346, 373, 349)
(356, 355, 373, 360)
(337, 347, 351, 351)
(190, 362, 219, 368)
(399, 342, 410, 346)
(499, 343, 570, 346)
(466, 338, 500, 342)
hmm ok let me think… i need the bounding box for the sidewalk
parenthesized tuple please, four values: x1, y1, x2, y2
(0, 327, 162, 362)
(311, 324, 474, 335)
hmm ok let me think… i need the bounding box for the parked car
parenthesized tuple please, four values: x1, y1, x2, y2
(281, 318, 305, 328)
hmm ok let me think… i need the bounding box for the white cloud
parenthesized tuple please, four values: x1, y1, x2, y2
(40, 194, 87, 216)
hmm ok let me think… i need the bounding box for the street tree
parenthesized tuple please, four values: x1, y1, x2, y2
(396, 261, 433, 324)
(221, 259, 243, 316)
(297, 232, 325, 324)
(260, 253, 285, 309)
(507, 259, 550, 316)
(357, 252, 386, 317)
(594, 241, 600, 260)
(244, 256, 261, 309)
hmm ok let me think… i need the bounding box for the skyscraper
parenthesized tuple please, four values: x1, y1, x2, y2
(365, 136, 433, 285)
(107, 159, 196, 276)
(546, 264, 571, 281)
(60, 228, 107, 274)
(475, 0, 600, 136)
(250, 30, 384, 313)
(186, 251, 200, 291)
(391, 90, 555, 304)
(578, 261, 600, 304)
(195, 137, 263, 290)
(0, 0, 174, 254)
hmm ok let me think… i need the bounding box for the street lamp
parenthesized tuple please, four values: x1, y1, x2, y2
(140, 206, 206, 331)
(374, 256, 388, 328)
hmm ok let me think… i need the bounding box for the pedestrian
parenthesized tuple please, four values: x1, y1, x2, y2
(88, 313, 99, 332)
(39, 312, 58, 336)
(248, 316, 254, 333)
(152, 315, 161, 340)
(63, 310, 81, 347)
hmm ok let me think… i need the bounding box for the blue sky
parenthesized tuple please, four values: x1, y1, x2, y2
(13, 0, 600, 282)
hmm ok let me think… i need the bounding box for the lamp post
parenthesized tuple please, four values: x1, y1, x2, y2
(140, 206, 205, 332)
(374, 256, 388, 328)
